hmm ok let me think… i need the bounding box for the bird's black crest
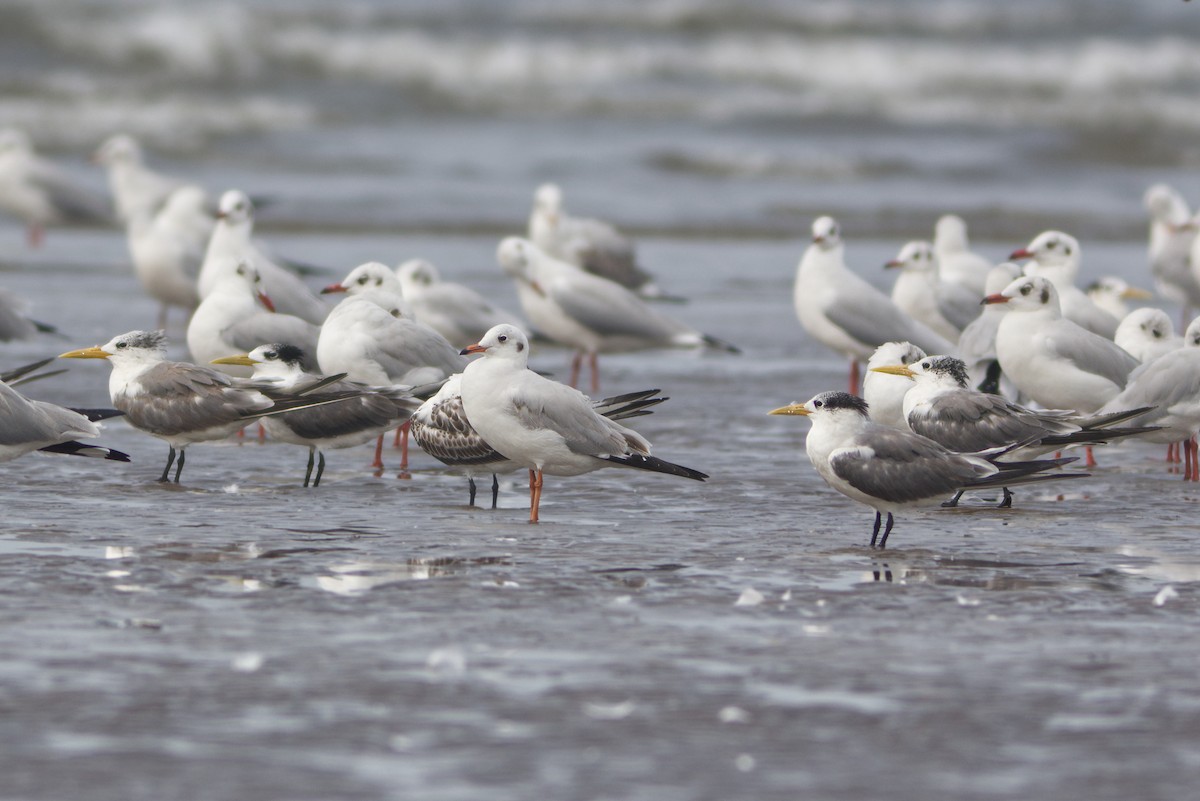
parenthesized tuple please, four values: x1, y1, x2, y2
(269, 343, 307, 365)
(923, 355, 970, 388)
(126, 330, 168, 350)
(812, 391, 869, 416)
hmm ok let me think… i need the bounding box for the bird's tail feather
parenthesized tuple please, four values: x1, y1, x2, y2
(602, 452, 708, 481)
(39, 441, 131, 462)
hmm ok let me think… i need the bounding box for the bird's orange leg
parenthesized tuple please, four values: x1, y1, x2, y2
(848, 359, 860, 395)
(589, 352, 600, 394)
(529, 469, 544, 524)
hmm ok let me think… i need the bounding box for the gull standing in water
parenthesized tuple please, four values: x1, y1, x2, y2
(1011, 230, 1120, 339)
(126, 184, 210, 328)
(498, 237, 736, 392)
(458, 324, 707, 523)
(0, 379, 130, 464)
(794, 216, 955, 395)
(60, 331, 350, 484)
(768, 391, 1082, 548)
(411, 373, 667, 508)
(0, 128, 111, 247)
(885, 239, 980, 341)
(395, 258, 525, 349)
(212, 344, 420, 487)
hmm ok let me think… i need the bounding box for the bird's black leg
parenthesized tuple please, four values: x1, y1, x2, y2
(313, 451, 325, 487)
(941, 490, 965, 508)
(997, 487, 1013, 508)
(468, 477, 477, 507)
(172, 448, 186, 483)
(878, 512, 895, 548)
(490, 474, 499, 509)
(303, 447, 316, 487)
(869, 511, 882, 548)
(158, 446, 176, 483)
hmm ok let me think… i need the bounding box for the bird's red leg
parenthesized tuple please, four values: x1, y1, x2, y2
(398, 420, 410, 469)
(589, 352, 599, 394)
(529, 469, 543, 524)
(568, 352, 582, 388)
(1183, 439, 1192, 481)
(27, 224, 43, 249)
(372, 433, 385, 469)
(848, 359, 860, 395)
(1084, 445, 1096, 469)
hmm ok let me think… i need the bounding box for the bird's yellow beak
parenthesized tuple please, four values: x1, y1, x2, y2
(869, 364, 916, 378)
(211, 354, 257, 366)
(1121, 286, 1154, 301)
(768, 403, 810, 416)
(59, 346, 109, 359)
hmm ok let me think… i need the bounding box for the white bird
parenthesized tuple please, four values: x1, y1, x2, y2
(411, 373, 667, 508)
(885, 239, 980, 341)
(1143, 184, 1200, 321)
(1085, 276, 1154, 322)
(187, 257, 320, 377)
(862, 341, 926, 429)
(93, 133, 187, 225)
(793, 216, 956, 395)
(1011, 230, 1120, 339)
(395, 258, 525, 349)
(0, 287, 57, 342)
(870, 355, 1148, 504)
(498, 237, 737, 392)
(986, 274, 1139, 416)
(0, 128, 111, 247)
(1097, 317, 1200, 481)
(60, 330, 349, 483)
(528, 183, 672, 300)
(212, 344, 419, 487)
(933, 214, 993, 296)
(0, 379, 130, 465)
(459, 324, 707, 523)
(957, 262, 1023, 396)
(198, 190, 328, 325)
(768, 391, 1079, 548)
(127, 184, 210, 328)
(1114, 307, 1181, 364)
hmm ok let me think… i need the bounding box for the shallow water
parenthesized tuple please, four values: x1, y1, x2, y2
(3, 229, 1200, 801)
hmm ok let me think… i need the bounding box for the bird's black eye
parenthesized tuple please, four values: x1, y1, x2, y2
(813, 400, 823, 408)
(921, 361, 930, 369)
(265, 351, 276, 359)
(236, 265, 245, 276)
(498, 335, 508, 343)
(358, 276, 368, 285)
(115, 342, 127, 349)
(1046, 240, 1057, 249)
(1020, 284, 1032, 296)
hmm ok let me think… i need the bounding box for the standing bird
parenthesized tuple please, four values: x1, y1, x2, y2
(395, 258, 525, 349)
(411, 373, 667, 508)
(459, 324, 707, 523)
(1143, 184, 1200, 326)
(768, 391, 1082, 548)
(528, 183, 672, 300)
(93, 133, 187, 225)
(793, 216, 955, 395)
(126, 184, 210, 328)
(957, 262, 1023, 396)
(59, 331, 348, 484)
(862, 341, 926, 429)
(885, 239, 980, 341)
(498, 237, 736, 393)
(0, 128, 111, 247)
(0, 379, 130, 464)
(198, 190, 328, 325)
(212, 344, 419, 487)
(1114, 308, 1182, 364)
(933, 214, 993, 296)
(1011, 230, 1120, 339)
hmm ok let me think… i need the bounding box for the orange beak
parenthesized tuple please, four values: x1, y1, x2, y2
(459, 343, 487, 356)
(981, 293, 1010, 305)
(321, 283, 348, 294)
(257, 291, 276, 312)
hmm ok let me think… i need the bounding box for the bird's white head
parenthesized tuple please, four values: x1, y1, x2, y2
(460, 324, 531, 362)
(533, 183, 563, 216)
(212, 343, 306, 379)
(215, 189, 253, 226)
(1144, 184, 1188, 223)
(866, 341, 927, 372)
(769, 391, 870, 422)
(93, 133, 142, 167)
(810, 216, 842, 251)
(60, 330, 169, 363)
(933, 214, 970, 254)
(1012, 230, 1080, 274)
(396, 259, 440, 292)
(1117, 307, 1174, 343)
(885, 240, 936, 273)
(497, 236, 536, 281)
(323, 261, 402, 297)
(880, 355, 971, 389)
(984, 275, 1060, 314)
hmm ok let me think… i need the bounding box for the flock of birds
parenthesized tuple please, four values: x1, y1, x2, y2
(1, 127, 1198, 545)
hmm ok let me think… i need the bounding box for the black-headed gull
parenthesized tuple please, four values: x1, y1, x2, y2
(793, 216, 955, 395)
(768, 391, 1082, 548)
(1114, 308, 1181, 364)
(885, 239, 980, 341)
(498, 237, 736, 392)
(458, 324, 707, 523)
(1011, 230, 1119, 339)
(957, 262, 1022, 396)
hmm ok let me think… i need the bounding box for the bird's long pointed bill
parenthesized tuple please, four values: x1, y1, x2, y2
(981, 293, 1011, 305)
(768, 403, 810, 416)
(1121, 286, 1154, 300)
(883, 260, 903, 269)
(257, 291, 276, 312)
(1009, 247, 1033, 260)
(870, 365, 916, 378)
(58, 346, 109, 359)
(211, 354, 257, 366)
(459, 343, 487, 356)
(321, 283, 348, 294)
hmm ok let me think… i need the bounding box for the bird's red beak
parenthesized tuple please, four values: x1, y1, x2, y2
(257, 291, 276, 312)
(883, 259, 903, 269)
(1009, 247, 1033, 260)
(321, 283, 347, 294)
(459, 343, 487, 356)
(981, 293, 1010, 305)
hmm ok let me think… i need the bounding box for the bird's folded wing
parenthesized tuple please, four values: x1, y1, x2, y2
(510, 381, 637, 456)
(1042, 324, 1139, 388)
(829, 430, 977, 504)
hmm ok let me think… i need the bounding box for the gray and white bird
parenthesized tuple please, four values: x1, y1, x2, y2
(1143, 184, 1200, 321)
(1085, 276, 1155, 322)
(768, 391, 1082, 548)
(0, 128, 111, 247)
(793, 216, 955, 395)
(498, 237, 736, 392)
(1114, 307, 1182, 364)
(528, 183, 671, 300)
(885, 239, 980, 341)
(395, 258, 525, 349)
(0, 287, 58, 342)
(957, 262, 1023, 396)
(126, 184, 210, 327)
(93, 133, 187, 225)
(1011, 230, 1120, 339)
(0, 379, 130, 465)
(212, 344, 419, 487)
(60, 331, 349, 484)
(459, 324, 707, 523)
(933, 214, 993, 296)
(862, 341, 926, 429)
